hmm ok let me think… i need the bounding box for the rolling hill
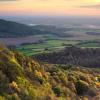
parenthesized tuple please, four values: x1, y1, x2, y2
(0, 19, 42, 38)
(0, 19, 74, 46)
(0, 19, 71, 38)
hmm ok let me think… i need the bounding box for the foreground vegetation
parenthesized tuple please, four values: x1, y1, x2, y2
(0, 45, 100, 100)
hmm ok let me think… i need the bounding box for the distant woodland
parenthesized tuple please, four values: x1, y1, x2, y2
(34, 46, 100, 68)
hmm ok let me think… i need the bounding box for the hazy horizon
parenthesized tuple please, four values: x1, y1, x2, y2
(0, 0, 100, 26)
(0, 15, 100, 27)
(0, 0, 100, 17)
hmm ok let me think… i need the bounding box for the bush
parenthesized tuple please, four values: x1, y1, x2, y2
(11, 93, 21, 100)
(0, 96, 5, 100)
(75, 80, 89, 95)
(87, 87, 98, 97)
(98, 76, 100, 82)
(0, 71, 8, 93)
(34, 70, 44, 84)
(53, 86, 63, 97)
(58, 71, 67, 84)
(5, 61, 23, 81)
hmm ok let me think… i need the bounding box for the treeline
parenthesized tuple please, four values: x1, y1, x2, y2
(34, 46, 100, 68)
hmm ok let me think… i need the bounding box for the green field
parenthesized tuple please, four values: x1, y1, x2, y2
(17, 39, 80, 56)
(77, 41, 100, 48)
(17, 38, 100, 56)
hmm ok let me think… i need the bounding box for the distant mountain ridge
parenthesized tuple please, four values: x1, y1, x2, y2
(0, 19, 41, 38)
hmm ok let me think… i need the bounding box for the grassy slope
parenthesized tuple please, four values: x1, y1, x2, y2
(0, 45, 100, 100)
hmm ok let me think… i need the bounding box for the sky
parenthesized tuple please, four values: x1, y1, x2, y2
(0, 0, 100, 16)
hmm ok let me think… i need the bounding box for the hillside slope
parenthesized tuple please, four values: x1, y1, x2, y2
(0, 45, 100, 100)
(34, 46, 100, 68)
(0, 19, 42, 38)
(0, 19, 71, 38)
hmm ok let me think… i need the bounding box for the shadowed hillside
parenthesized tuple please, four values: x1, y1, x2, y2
(0, 19, 71, 38)
(34, 46, 100, 68)
(0, 45, 100, 100)
(0, 19, 40, 37)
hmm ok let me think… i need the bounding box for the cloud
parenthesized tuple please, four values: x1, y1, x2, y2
(80, 4, 100, 9)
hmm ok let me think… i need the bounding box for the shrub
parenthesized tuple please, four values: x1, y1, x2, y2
(68, 75, 77, 83)
(79, 75, 92, 84)
(67, 82, 76, 93)
(11, 93, 21, 100)
(58, 71, 67, 84)
(8, 81, 20, 93)
(34, 70, 44, 84)
(82, 96, 89, 100)
(5, 61, 23, 81)
(0, 96, 5, 100)
(0, 71, 8, 93)
(75, 80, 89, 95)
(95, 82, 100, 88)
(98, 76, 100, 82)
(87, 87, 98, 97)
(53, 86, 63, 97)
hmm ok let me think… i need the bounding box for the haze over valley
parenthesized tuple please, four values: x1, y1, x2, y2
(0, 17, 100, 56)
(0, 0, 100, 99)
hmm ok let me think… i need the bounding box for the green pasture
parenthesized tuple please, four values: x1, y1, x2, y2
(17, 39, 79, 56)
(17, 39, 100, 56)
